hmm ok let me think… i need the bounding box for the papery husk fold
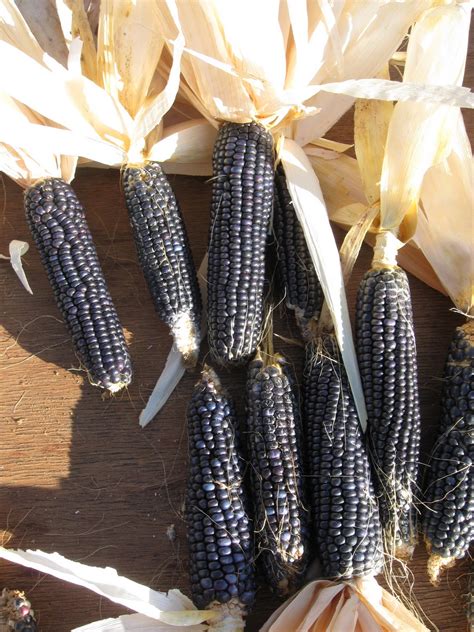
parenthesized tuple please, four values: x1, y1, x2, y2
(416, 111, 473, 314)
(292, 0, 433, 145)
(260, 576, 428, 632)
(379, 2, 471, 242)
(0, 547, 215, 628)
(308, 152, 447, 298)
(280, 138, 367, 429)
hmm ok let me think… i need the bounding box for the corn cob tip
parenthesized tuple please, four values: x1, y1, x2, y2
(394, 540, 416, 563)
(104, 379, 130, 394)
(426, 543, 458, 586)
(0, 588, 37, 631)
(199, 365, 221, 388)
(172, 310, 200, 367)
(206, 599, 246, 632)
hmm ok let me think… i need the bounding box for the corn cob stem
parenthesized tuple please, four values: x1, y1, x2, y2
(423, 319, 473, 585)
(355, 237, 421, 560)
(186, 367, 255, 628)
(245, 349, 309, 595)
(207, 122, 274, 366)
(25, 178, 132, 392)
(121, 162, 202, 366)
(304, 332, 383, 580)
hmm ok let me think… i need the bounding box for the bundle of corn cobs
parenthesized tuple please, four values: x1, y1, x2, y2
(0, 0, 472, 630)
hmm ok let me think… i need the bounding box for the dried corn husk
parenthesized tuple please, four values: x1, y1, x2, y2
(0, 240, 32, 294)
(304, 1, 472, 275)
(307, 152, 447, 296)
(260, 576, 428, 632)
(0, 547, 214, 630)
(0, 0, 215, 174)
(416, 111, 473, 314)
(379, 1, 472, 243)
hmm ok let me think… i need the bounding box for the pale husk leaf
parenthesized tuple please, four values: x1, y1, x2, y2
(0, 40, 132, 142)
(1, 1, 184, 169)
(308, 152, 448, 297)
(260, 577, 429, 632)
(15, 0, 68, 66)
(415, 111, 473, 313)
(0, 92, 68, 185)
(164, 0, 449, 131)
(148, 119, 216, 172)
(280, 138, 367, 431)
(0, 240, 32, 294)
(73, 613, 206, 632)
(0, 0, 47, 64)
(340, 205, 380, 286)
(156, 0, 261, 124)
(0, 547, 214, 626)
(139, 253, 208, 427)
(354, 98, 393, 206)
(55, 0, 97, 80)
(380, 2, 472, 240)
(97, 0, 166, 119)
(293, 0, 432, 144)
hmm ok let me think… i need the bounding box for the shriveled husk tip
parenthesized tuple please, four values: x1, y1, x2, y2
(260, 576, 429, 632)
(0, 547, 215, 628)
(171, 311, 200, 368)
(415, 111, 473, 314)
(425, 546, 458, 587)
(379, 2, 471, 242)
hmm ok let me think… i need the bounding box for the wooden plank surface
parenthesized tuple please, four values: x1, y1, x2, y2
(0, 43, 472, 631)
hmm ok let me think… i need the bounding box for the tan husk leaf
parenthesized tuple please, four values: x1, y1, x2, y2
(0, 547, 214, 629)
(307, 153, 446, 297)
(354, 96, 393, 207)
(415, 111, 473, 314)
(56, 0, 97, 80)
(280, 138, 367, 431)
(260, 576, 428, 632)
(379, 2, 472, 241)
(2, 0, 191, 169)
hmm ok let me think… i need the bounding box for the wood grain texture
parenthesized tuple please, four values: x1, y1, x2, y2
(0, 43, 472, 632)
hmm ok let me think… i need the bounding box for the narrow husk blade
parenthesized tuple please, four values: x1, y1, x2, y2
(379, 2, 472, 241)
(0, 547, 214, 626)
(280, 138, 367, 431)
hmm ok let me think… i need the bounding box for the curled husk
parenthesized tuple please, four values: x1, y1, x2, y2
(260, 576, 429, 632)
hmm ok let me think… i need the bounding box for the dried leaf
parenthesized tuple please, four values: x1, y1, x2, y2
(139, 254, 208, 427)
(280, 138, 367, 431)
(0, 548, 213, 626)
(73, 613, 206, 631)
(380, 3, 472, 240)
(415, 112, 473, 313)
(0, 240, 32, 294)
(261, 577, 429, 632)
(354, 99, 393, 206)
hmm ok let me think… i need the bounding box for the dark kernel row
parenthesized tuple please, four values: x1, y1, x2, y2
(245, 353, 309, 595)
(304, 334, 383, 579)
(355, 266, 421, 556)
(207, 122, 274, 365)
(25, 178, 131, 391)
(186, 368, 255, 611)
